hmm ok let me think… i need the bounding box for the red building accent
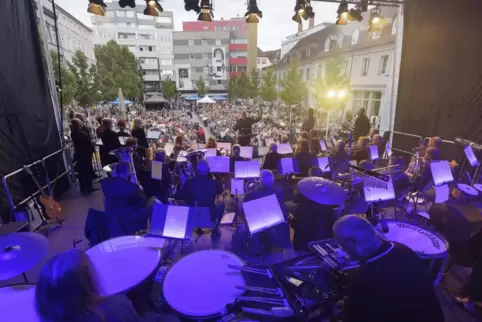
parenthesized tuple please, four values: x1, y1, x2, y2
(229, 72, 243, 78)
(228, 43, 247, 51)
(229, 57, 248, 65)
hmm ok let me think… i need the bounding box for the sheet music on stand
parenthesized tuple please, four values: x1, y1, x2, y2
(218, 142, 232, 151)
(385, 142, 392, 158)
(430, 160, 454, 186)
(118, 137, 127, 146)
(278, 158, 300, 175)
(206, 156, 230, 173)
(240, 146, 253, 159)
(150, 203, 193, 240)
(235, 160, 260, 179)
(164, 143, 174, 156)
(319, 140, 328, 152)
(151, 160, 163, 180)
(231, 179, 245, 195)
(258, 146, 269, 157)
(464, 145, 479, 167)
(204, 148, 217, 157)
(242, 194, 286, 235)
(220, 212, 236, 225)
(177, 151, 188, 162)
(369, 145, 379, 160)
(363, 177, 396, 202)
(147, 131, 161, 140)
(317, 157, 330, 172)
(96, 139, 103, 146)
(277, 143, 293, 155)
(265, 138, 275, 147)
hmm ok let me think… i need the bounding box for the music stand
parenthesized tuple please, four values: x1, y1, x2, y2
(265, 138, 275, 146)
(151, 160, 163, 180)
(231, 178, 245, 195)
(316, 157, 331, 172)
(319, 140, 328, 152)
(385, 142, 392, 158)
(430, 160, 454, 186)
(242, 194, 286, 235)
(164, 143, 174, 156)
(218, 142, 232, 152)
(363, 177, 396, 202)
(198, 143, 206, 149)
(119, 137, 127, 146)
(464, 145, 479, 167)
(149, 203, 194, 240)
(235, 160, 260, 179)
(277, 158, 300, 175)
(147, 131, 161, 140)
(369, 145, 379, 161)
(96, 139, 103, 146)
(206, 156, 230, 173)
(258, 146, 269, 157)
(277, 144, 293, 155)
(240, 146, 254, 159)
(204, 148, 217, 157)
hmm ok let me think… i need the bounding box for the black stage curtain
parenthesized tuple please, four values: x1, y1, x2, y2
(394, 0, 482, 160)
(0, 0, 66, 223)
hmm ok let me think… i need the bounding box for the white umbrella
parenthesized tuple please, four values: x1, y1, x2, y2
(118, 88, 126, 118)
(197, 96, 216, 104)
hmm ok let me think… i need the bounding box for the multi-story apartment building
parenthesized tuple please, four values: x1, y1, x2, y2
(257, 48, 281, 71)
(173, 30, 231, 93)
(35, 0, 95, 65)
(91, 1, 174, 95)
(274, 8, 401, 133)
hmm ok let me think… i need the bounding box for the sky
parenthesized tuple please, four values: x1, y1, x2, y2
(55, 0, 340, 50)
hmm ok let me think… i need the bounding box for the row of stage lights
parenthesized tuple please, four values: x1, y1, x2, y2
(87, 0, 386, 31)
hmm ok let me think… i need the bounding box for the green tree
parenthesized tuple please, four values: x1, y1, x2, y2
(195, 76, 209, 97)
(260, 67, 278, 103)
(161, 76, 177, 100)
(50, 50, 76, 105)
(94, 40, 142, 101)
(237, 72, 251, 99)
(249, 68, 260, 98)
(228, 76, 239, 101)
(311, 58, 350, 110)
(70, 50, 93, 106)
(88, 64, 101, 103)
(280, 59, 307, 106)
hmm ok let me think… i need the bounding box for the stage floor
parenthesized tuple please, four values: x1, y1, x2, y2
(0, 182, 477, 322)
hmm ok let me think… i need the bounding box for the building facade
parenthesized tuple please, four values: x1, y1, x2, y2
(274, 8, 401, 133)
(257, 48, 281, 71)
(91, 2, 174, 95)
(35, 0, 95, 65)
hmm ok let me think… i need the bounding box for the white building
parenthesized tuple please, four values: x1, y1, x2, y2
(91, 0, 174, 95)
(257, 48, 280, 71)
(35, 0, 95, 64)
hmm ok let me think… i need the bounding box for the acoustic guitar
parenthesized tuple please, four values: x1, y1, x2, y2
(23, 166, 62, 219)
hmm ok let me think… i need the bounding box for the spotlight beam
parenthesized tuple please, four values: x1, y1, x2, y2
(309, 0, 403, 7)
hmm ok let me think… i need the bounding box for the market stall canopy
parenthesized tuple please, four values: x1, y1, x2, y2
(197, 96, 216, 104)
(144, 95, 167, 104)
(111, 98, 133, 105)
(184, 95, 201, 101)
(212, 95, 228, 101)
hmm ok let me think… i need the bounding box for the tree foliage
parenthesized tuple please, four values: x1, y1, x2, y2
(94, 40, 142, 101)
(280, 59, 307, 106)
(161, 76, 177, 100)
(260, 67, 278, 102)
(69, 50, 93, 106)
(50, 50, 76, 105)
(249, 68, 260, 98)
(195, 76, 209, 97)
(311, 58, 350, 110)
(237, 73, 251, 99)
(228, 76, 239, 101)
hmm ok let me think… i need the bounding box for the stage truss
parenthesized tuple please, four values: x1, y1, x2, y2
(310, 0, 404, 7)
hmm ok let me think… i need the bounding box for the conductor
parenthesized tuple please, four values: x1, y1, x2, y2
(234, 111, 261, 147)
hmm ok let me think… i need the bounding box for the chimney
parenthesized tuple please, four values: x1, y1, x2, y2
(298, 23, 303, 33)
(309, 17, 315, 28)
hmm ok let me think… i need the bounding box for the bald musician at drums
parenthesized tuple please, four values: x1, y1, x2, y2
(333, 216, 444, 322)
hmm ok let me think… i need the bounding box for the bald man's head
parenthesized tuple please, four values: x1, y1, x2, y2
(260, 170, 275, 187)
(333, 215, 382, 260)
(197, 160, 210, 176)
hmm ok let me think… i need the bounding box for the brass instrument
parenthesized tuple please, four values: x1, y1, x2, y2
(244, 178, 262, 193)
(106, 146, 138, 184)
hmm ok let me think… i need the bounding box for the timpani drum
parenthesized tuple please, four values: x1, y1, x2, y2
(376, 220, 449, 284)
(0, 284, 39, 322)
(474, 184, 482, 203)
(454, 183, 478, 202)
(163, 250, 246, 320)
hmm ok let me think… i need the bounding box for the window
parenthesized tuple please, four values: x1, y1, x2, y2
(217, 80, 222, 85)
(372, 31, 381, 39)
(161, 59, 173, 65)
(143, 70, 158, 76)
(156, 17, 172, 23)
(237, 39, 248, 44)
(317, 64, 323, 78)
(140, 58, 157, 65)
(139, 33, 153, 40)
(202, 39, 208, 45)
(188, 39, 194, 46)
(262, 58, 267, 64)
(116, 10, 125, 17)
(215, 39, 221, 45)
(352, 91, 382, 118)
(203, 67, 209, 73)
(217, 66, 221, 72)
(361, 58, 370, 76)
(392, 18, 398, 35)
(107, 11, 114, 18)
(137, 13, 145, 19)
(189, 54, 194, 59)
(223, 26, 228, 30)
(379, 55, 389, 75)
(337, 34, 344, 48)
(307, 48, 311, 56)
(352, 29, 359, 45)
(148, 46, 154, 52)
(231, 51, 247, 58)
(203, 53, 209, 59)
(126, 11, 134, 18)
(344, 59, 350, 76)
(215, 26, 221, 31)
(117, 22, 128, 27)
(324, 38, 331, 52)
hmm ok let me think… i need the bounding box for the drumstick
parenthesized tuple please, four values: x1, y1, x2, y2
(227, 265, 272, 278)
(236, 285, 284, 297)
(313, 245, 338, 268)
(236, 296, 288, 306)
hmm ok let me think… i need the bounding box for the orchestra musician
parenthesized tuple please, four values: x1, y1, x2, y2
(35, 249, 141, 322)
(74, 113, 93, 140)
(234, 111, 262, 147)
(301, 107, 315, 132)
(116, 120, 131, 138)
(131, 118, 149, 152)
(352, 136, 370, 164)
(229, 144, 247, 172)
(294, 139, 314, 177)
(333, 215, 444, 322)
(262, 143, 281, 171)
(147, 149, 172, 204)
(309, 129, 321, 156)
(205, 136, 222, 156)
(331, 140, 350, 173)
(405, 146, 439, 187)
(99, 118, 121, 167)
(70, 118, 95, 195)
(353, 108, 371, 140)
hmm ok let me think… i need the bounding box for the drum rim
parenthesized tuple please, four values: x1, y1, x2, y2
(162, 250, 246, 318)
(457, 183, 479, 196)
(376, 219, 449, 257)
(0, 283, 36, 289)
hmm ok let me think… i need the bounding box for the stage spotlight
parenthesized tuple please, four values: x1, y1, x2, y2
(348, 4, 363, 22)
(198, 0, 213, 22)
(185, 0, 201, 13)
(327, 89, 336, 98)
(369, 6, 386, 32)
(338, 90, 346, 98)
(305, 0, 315, 19)
(144, 0, 163, 16)
(292, 0, 309, 24)
(119, 0, 135, 8)
(336, 1, 349, 25)
(245, 0, 262, 23)
(87, 0, 107, 16)
(360, 0, 368, 12)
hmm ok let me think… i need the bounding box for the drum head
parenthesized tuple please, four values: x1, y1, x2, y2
(0, 284, 38, 322)
(474, 184, 482, 193)
(377, 221, 448, 257)
(458, 184, 478, 196)
(163, 250, 246, 318)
